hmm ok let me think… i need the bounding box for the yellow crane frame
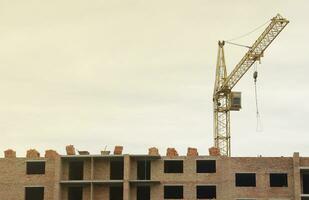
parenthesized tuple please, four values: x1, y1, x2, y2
(213, 14, 289, 156)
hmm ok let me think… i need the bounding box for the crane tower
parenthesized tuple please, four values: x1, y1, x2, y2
(213, 14, 289, 156)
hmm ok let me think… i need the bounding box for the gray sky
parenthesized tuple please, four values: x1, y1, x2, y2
(0, 0, 308, 157)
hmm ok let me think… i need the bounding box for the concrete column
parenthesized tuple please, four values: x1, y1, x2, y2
(90, 183, 93, 200)
(123, 155, 131, 200)
(91, 157, 94, 179)
(90, 157, 94, 200)
(293, 152, 301, 200)
(53, 156, 62, 200)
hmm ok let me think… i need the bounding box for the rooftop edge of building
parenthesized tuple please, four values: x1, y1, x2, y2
(0, 145, 303, 159)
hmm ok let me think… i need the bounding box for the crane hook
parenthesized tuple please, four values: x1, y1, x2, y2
(253, 63, 262, 132)
(253, 71, 258, 82)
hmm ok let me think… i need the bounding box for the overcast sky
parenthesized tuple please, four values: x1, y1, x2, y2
(0, 0, 308, 157)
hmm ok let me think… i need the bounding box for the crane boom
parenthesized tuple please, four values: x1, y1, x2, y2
(220, 14, 289, 91)
(213, 14, 289, 156)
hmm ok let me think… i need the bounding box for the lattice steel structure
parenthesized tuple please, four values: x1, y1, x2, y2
(213, 14, 289, 156)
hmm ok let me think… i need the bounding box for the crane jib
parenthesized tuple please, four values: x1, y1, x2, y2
(220, 14, 289, 91)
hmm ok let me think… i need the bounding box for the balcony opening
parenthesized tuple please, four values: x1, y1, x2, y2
(164, 185, 183, 199)
(137, 186, 150, 200)
(110, 159, 124, 180)
(137, 160, 151, 180)
(269, 173, 288, 187)
(302, 172, 309, 194)
(196, 185, 216, 199)
(164, 160, 183, 173)
(69, 161, 84, 180)
(26, 161, 45, 175)
(25, 187, 44, 200)
(235, 173, 256, 187)
(196, 160, 216, 173)
(110, 186, 123, 200)
(68, 187, 82, 200)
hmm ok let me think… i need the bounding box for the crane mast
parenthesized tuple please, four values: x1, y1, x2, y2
(213, 14, 289, 156)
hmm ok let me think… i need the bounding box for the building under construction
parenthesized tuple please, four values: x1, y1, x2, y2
(0, 13, 297, 200)
(0, 145, 309, 200)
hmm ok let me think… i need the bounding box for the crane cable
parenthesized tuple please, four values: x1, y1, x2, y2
(224, 19, 271, 49)
(253, 62, 262, 132)
(226, 19, 270, 42)
(224, 41, 251, 49)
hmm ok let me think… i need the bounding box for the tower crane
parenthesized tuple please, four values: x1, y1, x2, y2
(213, 14, 289, 156)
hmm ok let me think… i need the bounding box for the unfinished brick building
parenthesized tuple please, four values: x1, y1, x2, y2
(1, 145, 309, 200)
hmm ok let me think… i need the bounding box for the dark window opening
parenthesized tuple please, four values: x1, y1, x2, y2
(110, 186, 123, 200)
(303, 173, 309, 194)
(270, 173, 288, 187)
(302, 198, 309, 200)
(69, 161, 84, 180)
(164, 185, 183, 199)
(137, 160, 151, 180)
(164, 160, 183, 173)
(25, 187, 44, 200)
(232, 97, 241, 105)
(137, 186, 150, 200)
(235, 173, 256, 187)
(26, 161, 45, 175)
(68, 187, 83, 200)
(196, 185, 216, 199)
(110, 160, 124, 180)
(196, 160, 216, 173)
